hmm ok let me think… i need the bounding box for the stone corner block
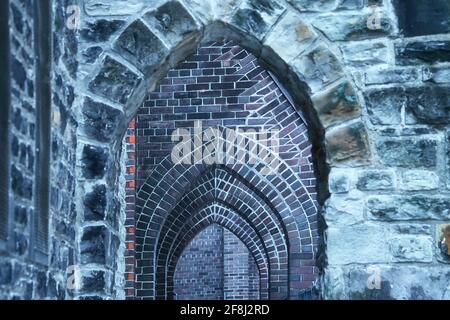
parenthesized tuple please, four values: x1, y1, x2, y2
(325, 120, 371, 165)
(312, 80, 361, 128)
(88, 56, 142, 105)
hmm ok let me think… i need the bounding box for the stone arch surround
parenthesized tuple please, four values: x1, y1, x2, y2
(2, 0, 450, 302)
(77, 0, 373, 300)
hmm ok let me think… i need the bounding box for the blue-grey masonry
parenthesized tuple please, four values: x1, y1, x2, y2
(0, 0, 450, 300)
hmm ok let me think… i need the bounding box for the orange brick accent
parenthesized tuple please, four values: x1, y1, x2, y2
(128, 135, 136, 144)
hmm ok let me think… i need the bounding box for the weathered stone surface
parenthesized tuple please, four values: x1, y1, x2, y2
(80, 19, 125, 43)
(356, 170, 394, 191)
(404, 86, 450, 125)
(84, 185, 107, 221)
(393, 224, 431, 235)
(393, 0, 450, 37)
(80, 226, 108, 264)
(423, 66, 450, 83)
(328, 168, 351, 194)
(376, 139, 437, 168)
(365, 67, 418, 85)
(447, 130, 450, 189)
(365, 87, 404, 125)
(400, 170, 439, 191)
(312, 81, 360, 128)
(396, 41, 450, 65)
(264, 11, 317, 63)
(325, 121, 370, 163)
(323, 265, 450, 300)
(313, 12, 393, 41)
(325, 191, 365, 226)
(82, 47, 103, 64)
(144, 1, 198, 47)
(367, 195, 450, 221)
(115, 20, 168, 73)
(337, 0, 364, 10)
(288, 0, 338, 11)
(327, 223, 391, 264)
(81, 270, 107, 293)
(0, 262, 12, 285)
(89, 56, 141, 104)
(292, 45, 344, 93)
(81, 98, 123, 143)
(231, 0, 286, 40)
(341, 41, 388, 67)
(390, 236, 433, 263)
(84, 0, 148, 16)
(436, 224, 450, 263)
(81, 145, 109, 180)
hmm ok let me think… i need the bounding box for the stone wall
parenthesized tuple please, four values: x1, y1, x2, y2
(0, 0, 78, 300)
(0, 0, 39, 300)
(74, 0, 450, 300)
(1, 0, 449, 300)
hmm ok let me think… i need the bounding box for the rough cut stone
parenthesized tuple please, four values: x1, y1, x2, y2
(389, 236, 433, 263)
(144, 1, 199, 47)
(325, 121, 370, 163)
(365, 87, 404, 125)
(356, 170, 395, 191)
(400, 170, 439, 191)
(423, 66, 450, 83)
(393, 0, 450, 37)
(312, 81, 360, 128)
(0, 262, 12, 285)
(81, 98, 123, 143)
(288, 0, 338, 11)
(82, 46, 103, 64)
(84, 0, 148, 16)
(115, 20, 168, 73)
(341, 41, 388, 67)
(404, 86, 450, 125)
(436, 224, 450, 263)
(326, 223, 391, 265)
(447, 130, 450, 189)
(328, 168, 351, 194)
(292, 45, 344, 94)
(325, 191, 365, 226)
(80, 19, 125, 43)
(367, 195, 450, 221)
(393, 224, 431, 235)
(231, 0, 286, 40)
(81, 144, 109, 180)
(365, 67, 418, 85)
(264, 11, 317, 63)
(323, 265, 450, 300)
(312, 12, 393, 41)
(337, 0, 364, 10)
(376, 139, 437, 168)
(80, 226, 108, 264)
(89, 56, 141, 104)
(396, 41, 450, 65)
(81, 270, 107, 293)
(84, 185, 107, 221)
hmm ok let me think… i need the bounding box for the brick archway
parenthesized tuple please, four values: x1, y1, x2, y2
(77, 0, 371, 300)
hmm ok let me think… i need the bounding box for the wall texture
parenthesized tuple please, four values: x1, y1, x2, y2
(0, 0, 449, 300)
(173, 225, 260, 300)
